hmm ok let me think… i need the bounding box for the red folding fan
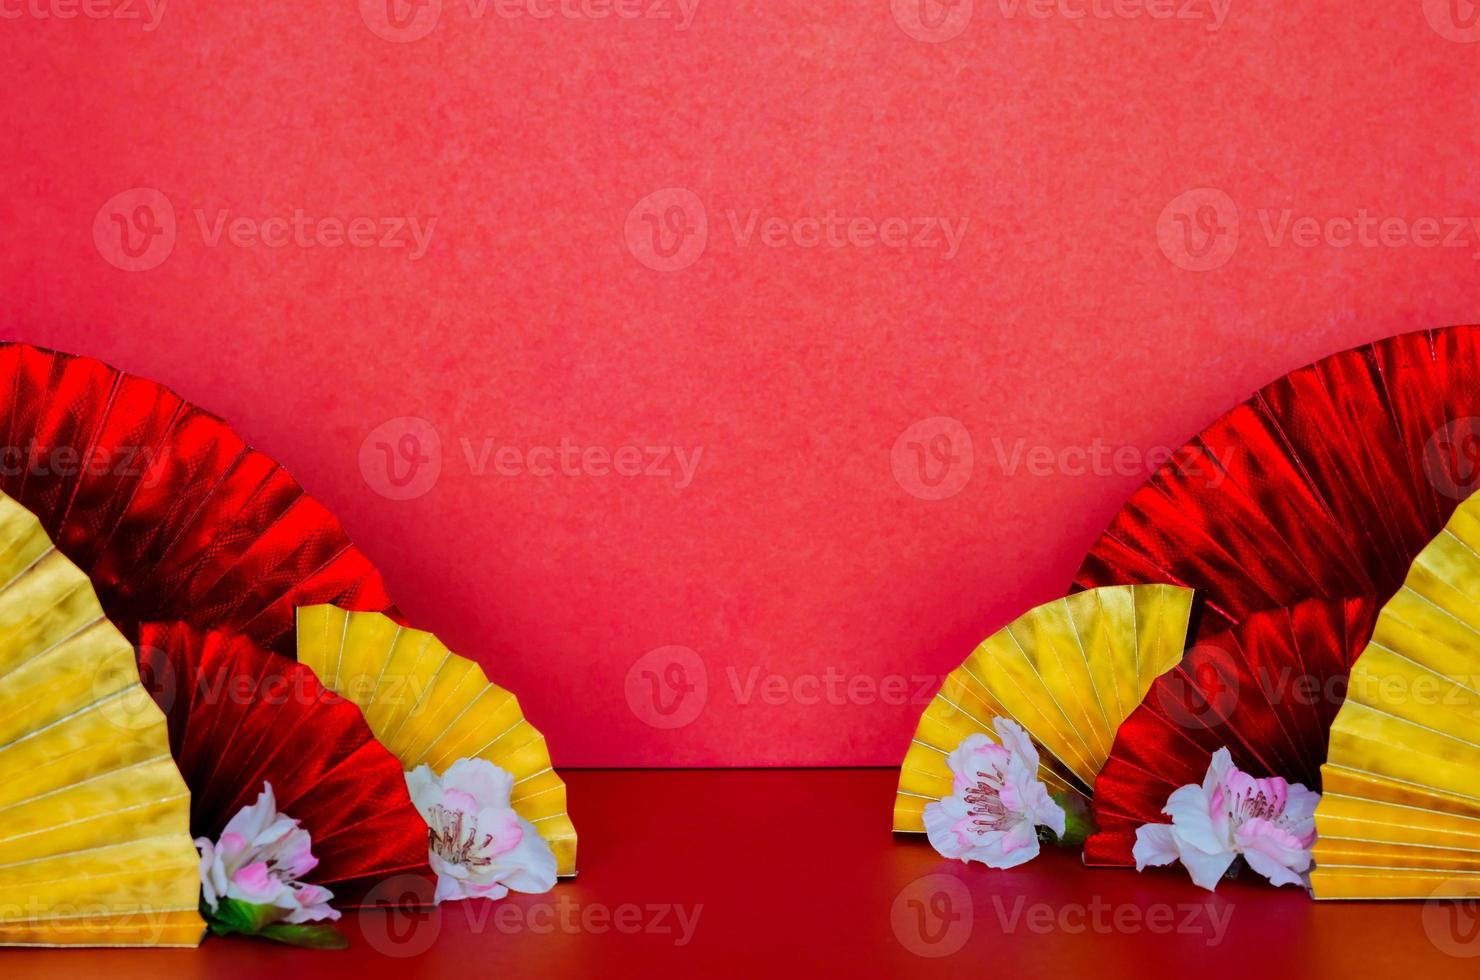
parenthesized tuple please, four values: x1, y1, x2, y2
(0, 342, 393, 655)
(1076, 325, 1480, 640)
(1084, 597, 1377, 867)
(137, 623, 433, 903)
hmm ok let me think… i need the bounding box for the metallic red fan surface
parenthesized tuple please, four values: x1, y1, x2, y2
(0, 342, 392, 655)
(137, 623, 433, 903)
(1084, 598, 1377, 867)
(1076, 325, 1480, 640)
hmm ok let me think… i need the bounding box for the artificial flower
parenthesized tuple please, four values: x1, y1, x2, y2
(406, 758, 558, 904)
(196, 782, 345, 948)
(1133, 747, 1318, 890)
(922, 717, 1068, 869)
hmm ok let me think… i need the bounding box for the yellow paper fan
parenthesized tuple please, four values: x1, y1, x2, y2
(894, 584, 1193, 832)
(0, 492, 202, 947)
(1312, 491, 1480, 900)
(296, 605, 577, 876)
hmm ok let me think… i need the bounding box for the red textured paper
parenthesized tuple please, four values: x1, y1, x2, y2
(138, 623, 433, 903)
(1085, 598, 1377, 867)
(5, 4, 1480, 766)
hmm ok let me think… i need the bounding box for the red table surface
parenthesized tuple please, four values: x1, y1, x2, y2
(8, 770, 1478, 978)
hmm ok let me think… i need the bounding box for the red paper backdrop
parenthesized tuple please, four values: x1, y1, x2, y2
(3, 2, 1479, 766)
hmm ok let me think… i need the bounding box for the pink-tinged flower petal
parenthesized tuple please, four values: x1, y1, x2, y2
(429, 851, 469, 882)
(484, 815, 558, 894)
(1234, 817, 1313, 875)
(283, 884, 342, 924)
(196, 839, 222, 909)
(1174, 837, 1238, 891)
(1241, 846, 1309, 889)
(1280, 782, 1321, 832)
(992, 717, 1041, 773)
(1204, 748, 1235, 790)
(443, 788, 480, 815)
(923, 797, 971, 860)
(965, 825, 1042, 870)
(264, 826, 320, 879)
(220, 784, 280, 846)
(1162, 782, 1224, 855)
(476, 808, 525, 856)
(997, 819, 1037, 855)
(405, 764, 443, 817)
(946, 734, 1010, 796)
(433, 874, 470, 905)
(1004, 757, 1065, 837)
(1133, 824, 1180, 870)
(464, 880, 512, 901)
(229, 861, 291, 907)
(442, 758, 516, 809)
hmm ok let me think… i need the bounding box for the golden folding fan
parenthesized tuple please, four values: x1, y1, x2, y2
(894, 584, 1193, 832)
(1312, 490, 1480, 900)
(296, 605, 578, 876)
(0, 492, 202, 946)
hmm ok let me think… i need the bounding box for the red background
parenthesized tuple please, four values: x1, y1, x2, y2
(3, 1, 1479, 766)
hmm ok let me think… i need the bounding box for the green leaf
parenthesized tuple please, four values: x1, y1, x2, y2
(259, 922, 350, 950)
(1047, 791, 1098, 849)
(202, 898, 347, 949)
(206, 897, 285, 936)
